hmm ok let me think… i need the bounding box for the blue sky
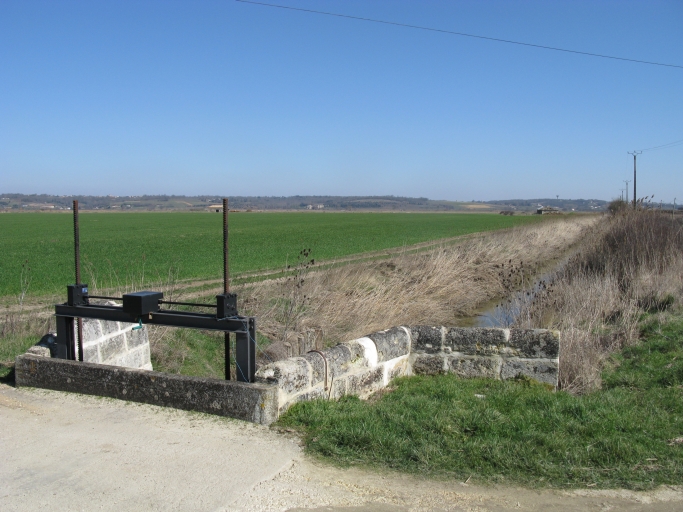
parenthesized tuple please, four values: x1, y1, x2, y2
(1, 0, 681, 201)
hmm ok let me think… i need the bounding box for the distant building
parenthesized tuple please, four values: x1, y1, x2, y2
(536, 206, 561, 215)
(208, 204, 223, 213)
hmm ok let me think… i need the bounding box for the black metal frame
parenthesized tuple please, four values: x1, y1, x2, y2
(54, 197, 257, 382)
(54, 293, 256, 382)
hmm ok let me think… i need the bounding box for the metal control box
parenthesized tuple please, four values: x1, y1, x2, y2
(122, 291, 163, 317)
(67, 284, 89, 306)
(216, 293, 238, 318)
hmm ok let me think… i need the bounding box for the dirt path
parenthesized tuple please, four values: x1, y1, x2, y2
(1, 384, 679, 511)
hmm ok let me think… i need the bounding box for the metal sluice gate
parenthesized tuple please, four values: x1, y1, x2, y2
(53, 198, 257, 383)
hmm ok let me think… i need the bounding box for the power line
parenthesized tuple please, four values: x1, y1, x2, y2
(640, 138, 683, 152)
(236, 0, 683, 70)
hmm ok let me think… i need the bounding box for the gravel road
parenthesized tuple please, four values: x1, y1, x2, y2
(1, 384, 681, 511)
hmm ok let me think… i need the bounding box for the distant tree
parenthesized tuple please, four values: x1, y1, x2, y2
(607, 198, 628, 215)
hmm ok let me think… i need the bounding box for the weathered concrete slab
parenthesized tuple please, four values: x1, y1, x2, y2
(368, 326, 411, 362)
(257, 357, 311, 396)
(411, 353, 446, 375)
(445, 327, 508, 355)
(509, 329, 560, 358)
(447, 354, 502, 379)
(500, 358, 559, 385)
(15, 354, 278, 425)
(347, 366, 384, 397)
(408, 325, 443, 353)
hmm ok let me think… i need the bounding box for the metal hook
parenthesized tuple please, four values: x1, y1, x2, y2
(132, 318, 143, 331)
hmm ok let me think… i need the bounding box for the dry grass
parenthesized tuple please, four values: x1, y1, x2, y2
(236, 216, 595, 358)
(516, 209, 683, 393)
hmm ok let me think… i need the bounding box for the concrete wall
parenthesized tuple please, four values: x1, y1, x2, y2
(15, 354, 278, 425)
(17, 324, 558, 425)
(34, 300, 153, 370)
(256, 326, 559, 414)
(79, 316, 152, 370)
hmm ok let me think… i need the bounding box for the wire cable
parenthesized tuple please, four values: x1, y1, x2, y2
(640, 138, 683, 152)
(236, 0, 683, 70)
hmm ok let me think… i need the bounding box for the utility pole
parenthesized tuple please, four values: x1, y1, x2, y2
(623, 180, 631, 204)
(627, 151, 641, 209)
(620, 188, 624, 201)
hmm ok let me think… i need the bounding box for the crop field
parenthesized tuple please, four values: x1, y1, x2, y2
(0, 212, 544, 297)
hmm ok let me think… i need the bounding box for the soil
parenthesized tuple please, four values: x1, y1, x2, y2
(1, 383, 680, 511)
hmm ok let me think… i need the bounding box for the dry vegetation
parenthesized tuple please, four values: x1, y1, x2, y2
(236, 216, 594, 361)
(515, 209, 683, 393)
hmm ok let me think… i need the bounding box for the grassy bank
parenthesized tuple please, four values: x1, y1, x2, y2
(279, 315, 683, 490)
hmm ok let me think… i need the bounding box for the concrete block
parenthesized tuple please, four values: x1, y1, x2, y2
(408, 325, 443, 354)
(139, 343, 152, 368)
(385, 357, 409, 382)
(100, 334, 126, 363)
(14, 354, 279, 425)
(26, 345, 51, 357)
(301, 351, 326, 387)
(447, 355, 501, 379)
(411, 354, 446, 375)
(116, 347, 144, 369)
(354, 337, 378, 367)
(100, 320, 121, 336)
(81, 318, 103, 343)
(322, 344, 354, 378)
(255, 357, 311, 396)
(368, 326, 410, 362)
(500, 358, 558, 386)
(445, 327, 508, 355)
(509, 329, 560, 358)
(347, 366, 384, 397)
(83, 344, 100, 364)
(126, 326, 149, 349)
(329, 376, 347, 400)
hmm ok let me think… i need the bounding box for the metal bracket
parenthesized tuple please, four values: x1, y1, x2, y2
(307, 349, 328, 391)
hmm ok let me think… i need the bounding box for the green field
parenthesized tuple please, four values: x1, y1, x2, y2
(0, 212, 543, 297)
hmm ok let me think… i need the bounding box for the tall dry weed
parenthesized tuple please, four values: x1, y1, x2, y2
(516, 209, 683, 393)
(238, 217, 594, 359)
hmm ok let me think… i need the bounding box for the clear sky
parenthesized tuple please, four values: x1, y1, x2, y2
(1, 0, 681, 201)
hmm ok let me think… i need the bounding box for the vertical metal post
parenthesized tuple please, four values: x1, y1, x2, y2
(623, 180, 630, 204)
(235, 318, 256, 383)
(55, 316, 75, 360)
(633, 153, 637, 210)
(628, 151, 641, 210)
(223, 198, 230, 379)
(223, 198, 229, 293)
(73, 200, 84, 362)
